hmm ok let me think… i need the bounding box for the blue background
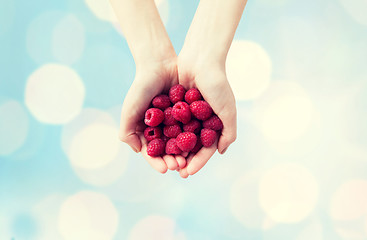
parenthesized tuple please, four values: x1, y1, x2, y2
(1, 0, 367, 239)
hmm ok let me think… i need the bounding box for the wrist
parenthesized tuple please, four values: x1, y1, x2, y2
(178, 43, 226, 74)
(134, 40, 176, 70)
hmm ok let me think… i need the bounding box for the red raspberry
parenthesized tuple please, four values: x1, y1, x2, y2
(176, 132, 197, 152)
(200, 128, 217, 147)
(183, 120, 201, 134)
(161, 135, 170, 144)
(203, 115, 223, 131)
(165, 138, 182, 155)
(163, 107, 178, 126)
(152, 94, 171, 110)
(163, 124, 182, 138)
(185, 88, 202, 104)
(172, 101, 191, 124)
(169, 84, 186, 104)
(144, 127, 162, 142)
(147, 138, 165, 157)
(191, 140, 203, 153)
(190, 101, 213, 121)
(145, 108, 164, 127)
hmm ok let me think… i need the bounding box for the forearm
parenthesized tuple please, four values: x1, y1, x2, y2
(181, 0, 247, 64)
(110, 0, 175, 67)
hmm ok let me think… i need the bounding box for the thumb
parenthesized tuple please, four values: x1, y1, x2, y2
(217, 106, 237, 154)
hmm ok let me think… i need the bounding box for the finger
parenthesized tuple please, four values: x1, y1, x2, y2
(139, 134, 168, 174)
(187, 138, 218, 175)
(181, 152, 189, 158)
(175, 155, 187, 169)
(163, 155, 179, 170)
(119, 81, 158, 152)
(179, 154, 194, 178)
(217, 107, 237, 154)
(119, 134, 141, 153)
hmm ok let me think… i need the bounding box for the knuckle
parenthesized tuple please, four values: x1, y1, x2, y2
(119, 134, 128, 143)
(229, 134, 237, 144)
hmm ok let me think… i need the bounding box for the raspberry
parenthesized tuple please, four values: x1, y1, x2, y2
(172, 101, 191, 124)
(190, 101, 213, 121)
(185, 88, 202, 104)
(176, 132, 197, 152)
(163, 124, 182, 138)
(147, 139, 165, 157)
(169, 84, 186, 104)
(163, 107, 178, 126)
(200, 128, 217, 147)
(203, 115, 223, 131)
(191, 140, 203, 153)
(144, 127, 162, 142)
(145, 108, 164, 127)
(152, 94, 171, 110)
(165, 138, 182, 155)
(183, 120, 201, 134)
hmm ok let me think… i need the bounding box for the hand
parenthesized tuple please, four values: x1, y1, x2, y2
(176, 54, 237, 178)
(119, 57, 187, 174)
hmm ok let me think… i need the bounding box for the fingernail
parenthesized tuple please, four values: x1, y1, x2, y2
(221, 147, 228, 154)
(130, 146, 138, 153)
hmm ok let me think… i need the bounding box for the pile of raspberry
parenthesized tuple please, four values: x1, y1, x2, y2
(144, 84, 223, 157)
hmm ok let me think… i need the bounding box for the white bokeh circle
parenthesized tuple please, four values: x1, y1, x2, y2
(230, 171, 267, 229)
(253, 81, 314, 142)
(259, 163, 319, 223)
(69, 123, 119, 169)
(52, 14, 85, 64)
(33, 194, 66, 240)
(128, 215, 186, 240)
(25, 64, 85, 124)
(27, 12, 85, 64)
(62, 108, 129, 186)
(330, 180, 367, 221)
(339, 0, 367, 26)
(58, 191, 119, 240)
(0, 100, 29, 156)
(226, 40, 272, 100)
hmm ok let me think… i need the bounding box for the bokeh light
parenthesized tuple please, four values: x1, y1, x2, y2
(33, 194, 65, 240)
(230, 171, 266, 229)
(226, 40, 272, 100)
(128, 215, 186, 240)
(253, 81, 314, 142)
(62, 108, 129, 186)
(58, 191, 119, 240)
(52, 14, 85, 64)
(330, 180, 367, 221)
(26, 11, 64, 64)
(69, 124, 119, 169)
(25, 64, 85, 124)
(0, 100, 29, 156)
(259, 163, 319, 223)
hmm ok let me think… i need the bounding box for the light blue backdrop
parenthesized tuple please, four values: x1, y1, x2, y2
(1, 0, 367, 239)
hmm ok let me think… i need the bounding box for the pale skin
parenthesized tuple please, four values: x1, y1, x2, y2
(110, 0, 247, 178)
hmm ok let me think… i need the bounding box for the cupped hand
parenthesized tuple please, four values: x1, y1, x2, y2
(177, 56, 237, 178)
(119, 57, 186, 173)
